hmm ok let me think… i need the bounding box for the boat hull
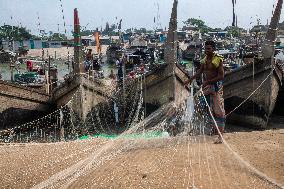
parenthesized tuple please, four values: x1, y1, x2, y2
(0, 81, 52, 129)
(224, 58, 282, 129)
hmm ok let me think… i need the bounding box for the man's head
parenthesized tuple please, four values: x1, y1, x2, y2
(205, 40, 216, 56)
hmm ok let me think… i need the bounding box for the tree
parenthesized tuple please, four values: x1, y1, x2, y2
(102, 22, 110, 35)
(225, 26, 245, 37)
(134, 28, 147, 34)
(48, 33, 67, 41)
(184, 18, 205, 28)
(81, 30, 95, 36)
(183, 18, 212, 34)
(0, 25, 33, 41)
(125, 28, 132, 33)
(211, 28, 223, 32)
(110, 24, 116, 31)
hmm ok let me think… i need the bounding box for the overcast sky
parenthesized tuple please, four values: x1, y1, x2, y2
(0, 0, 281, 36)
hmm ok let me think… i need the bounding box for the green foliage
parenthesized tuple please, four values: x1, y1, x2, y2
(183, 18, 212, 34)
(184, 18, 205, 28)
(182, 18, 246, 36)
(210, 28, 223, 32)
(81, 30, 95, 36)
(102, 22, 118, 35)
(48, 33, 67, 41)
(134, 28, 147, 34)
(225, 26, 244, 37)
(0, 25, 33, 40)
(125, 28, 132, 33)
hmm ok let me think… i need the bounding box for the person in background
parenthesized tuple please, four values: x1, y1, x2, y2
(185, 40, 225, 144)
(26, 60, 33, 72)
(85, 49, 93, 71)
(109, 69, 116, 80)
(15, 59, 21, 73)
(115, 58, 121, 68)
(117, 58, 123, 81)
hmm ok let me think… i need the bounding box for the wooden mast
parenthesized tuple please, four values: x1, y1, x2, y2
(262, 0, 283, 59)
(73, 8, 84, 73)
(164, 0, 178, 101)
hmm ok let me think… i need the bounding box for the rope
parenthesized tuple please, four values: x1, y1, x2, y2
(200, 89, 284, 189)
(225, 65, 276, 117)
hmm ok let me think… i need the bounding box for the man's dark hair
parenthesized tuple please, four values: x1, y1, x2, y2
(205, 40, 216, 49)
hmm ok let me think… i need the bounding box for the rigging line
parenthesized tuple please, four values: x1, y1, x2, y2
(225, 65, 276, 117)
(9, 87, 79, 132)
(200, 89, 284, 189)
(58, 0, 70, 62)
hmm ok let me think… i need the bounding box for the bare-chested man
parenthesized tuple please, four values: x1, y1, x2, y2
(185, 40, 226, 143)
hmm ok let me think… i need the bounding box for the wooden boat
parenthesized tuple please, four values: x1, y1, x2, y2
(106, 43, 122, 64)
(0, 80, 52, 129)
(223, 0, 283, 129)
(52, 1, 189, 129)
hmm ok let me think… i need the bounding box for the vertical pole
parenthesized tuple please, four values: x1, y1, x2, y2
(42, 48, 44, 61)
(74, 8, 83, 73)
(54, 125, 57, 142)
(48, 56, 51, 91)
(10, 58, 15, 82)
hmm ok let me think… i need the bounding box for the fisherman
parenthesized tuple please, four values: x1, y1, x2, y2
(85, 49, 93, 71)
(185, 40, 226, 144)
(117, 58, 123, 81)
(109, 69, 116, 80)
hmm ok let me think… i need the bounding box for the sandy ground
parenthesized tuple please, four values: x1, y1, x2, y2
(0, 124, 283, 189)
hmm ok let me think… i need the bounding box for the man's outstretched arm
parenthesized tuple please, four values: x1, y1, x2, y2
(185, 64, 204, 85)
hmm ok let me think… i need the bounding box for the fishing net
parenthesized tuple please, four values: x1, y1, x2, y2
(0, 73, 282, 189)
